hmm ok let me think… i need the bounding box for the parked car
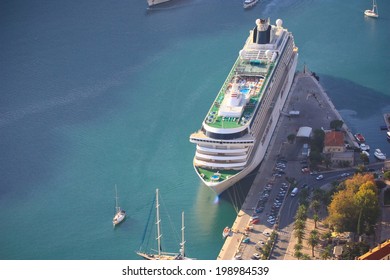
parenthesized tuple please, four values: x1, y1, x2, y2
(316, 174, 324, 180)
(242, 237, 250, 243)
(301, 167, 310, 174)
(252, 253, 261, 260)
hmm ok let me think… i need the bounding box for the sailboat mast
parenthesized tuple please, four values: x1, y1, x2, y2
(180, 211, 186, 257)
(156, 189, 162, 256)
(115, 184, 120, 212)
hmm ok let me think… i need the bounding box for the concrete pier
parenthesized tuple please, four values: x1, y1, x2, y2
(217, 70, 356, 260)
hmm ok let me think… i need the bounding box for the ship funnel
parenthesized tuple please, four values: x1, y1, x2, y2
(276, 19, 283, 28)
(252, 18, 271, 44)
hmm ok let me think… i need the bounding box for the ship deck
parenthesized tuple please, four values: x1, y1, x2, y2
(205, 56, 274, 130)
(196, 167, 240, 183)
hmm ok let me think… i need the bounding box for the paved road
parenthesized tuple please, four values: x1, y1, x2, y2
(217, 71, 385, 260)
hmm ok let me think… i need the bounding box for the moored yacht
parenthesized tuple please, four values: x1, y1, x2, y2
(189, 18, 298, 194)
(113, 185, 126, 227)
(243, 0, 259, 9)
(374, 149, 386, 160)
(222, 227, 231, 239)
(354, 133, 366, 143)
(360, 143, 370, 152)
(364, 0, 379, 18)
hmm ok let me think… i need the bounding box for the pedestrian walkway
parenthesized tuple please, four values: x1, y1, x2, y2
(218, 69, 355, 260)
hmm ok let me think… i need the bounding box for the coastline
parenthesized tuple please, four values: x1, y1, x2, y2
(217, 69, 356, 260)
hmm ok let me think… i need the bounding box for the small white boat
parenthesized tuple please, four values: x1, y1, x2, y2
(364, 0, 379, 18)
(387, 131, 390, 141)
(222, 226, 231, 239)
(113, 185, 126, 226)
(243, 0, 259, 9)
(360, 143, 370, 152)
(374, 149, 386, 160)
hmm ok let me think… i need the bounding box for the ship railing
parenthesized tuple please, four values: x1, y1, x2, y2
(208, 57, 241, 114)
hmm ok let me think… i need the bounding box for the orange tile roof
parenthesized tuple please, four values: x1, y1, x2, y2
(358, 240, 390, 260)
(324, 131, 344, 147)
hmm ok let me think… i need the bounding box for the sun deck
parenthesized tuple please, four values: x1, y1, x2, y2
(196, 167, 240, 183)
(205, 54, 275, 130)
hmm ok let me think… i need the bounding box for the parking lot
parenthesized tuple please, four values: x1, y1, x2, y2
(218, 71, 354, 260)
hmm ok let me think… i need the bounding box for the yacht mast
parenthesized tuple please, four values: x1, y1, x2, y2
(115, 184, 120, 212)
(155, 189, 162, 256)
(180, 211, 186, 257)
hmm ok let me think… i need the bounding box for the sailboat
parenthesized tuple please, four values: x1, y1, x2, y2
(112, 185, 126, 226)
(364, 0, 379, 18)
(136, 189, 193, 260)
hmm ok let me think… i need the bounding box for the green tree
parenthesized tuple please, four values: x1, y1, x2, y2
(307, 230, 320, 257)
(294, 219, 306, 231)
(294, 243, 303, 252)
(294, 229, 305, 244)
(324, 156, 332, 169)
(295, 204, 308, 221)
(312, 189, 327, 204)
(313, 213, 319, 228)
(294, 250, 303, 260)
(330, 119, 344, 131)
(312, 129, 325, 150)
(355, 182, 380, 235)
(299, 188, 310, 206)
(309, 150, 323, 166)
(360, 153, 369, 164)
(355, 164, 367, 174)
(321, 231, 332, 243)
(311, 200, 321, 214)
(383, 171, 390, 180)
(301, 254, 311, 260)
(287, 134, 296, 143)
(341, 242, 370, 260)
(320, 245, 333, 260)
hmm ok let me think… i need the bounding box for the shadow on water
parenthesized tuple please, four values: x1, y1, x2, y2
(207, 72, 390, 220)
(219, 164, 261, 211)
(319, 74, 390, 119)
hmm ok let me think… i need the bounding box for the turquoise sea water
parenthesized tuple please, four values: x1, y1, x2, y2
(0, 0, 389, 260)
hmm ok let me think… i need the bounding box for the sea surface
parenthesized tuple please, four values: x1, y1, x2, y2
(0, 0, 389, 260)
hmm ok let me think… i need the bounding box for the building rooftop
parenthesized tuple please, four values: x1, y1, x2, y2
(324, 131, 344, 147)
(358, 239, 390, 260)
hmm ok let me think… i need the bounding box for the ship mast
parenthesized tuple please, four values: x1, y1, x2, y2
(180, 211, 186, 257)
(115, 184, 120, 212)
(155, 189, 162, 256)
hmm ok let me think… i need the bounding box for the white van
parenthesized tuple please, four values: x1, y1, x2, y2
(290, 187, 298, 197)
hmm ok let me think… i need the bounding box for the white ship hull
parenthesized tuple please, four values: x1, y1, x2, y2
(190, 18, 298, 195)
(195, 54, 298, 195)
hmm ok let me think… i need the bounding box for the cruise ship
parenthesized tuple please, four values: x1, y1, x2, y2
(189, 18, 298, 195)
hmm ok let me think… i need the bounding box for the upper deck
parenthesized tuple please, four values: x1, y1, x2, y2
(203, 19, 291, 131)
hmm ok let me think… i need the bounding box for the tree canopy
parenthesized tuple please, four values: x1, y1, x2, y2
(326, 173, 379, 234)
(330, 119, 344, 131)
